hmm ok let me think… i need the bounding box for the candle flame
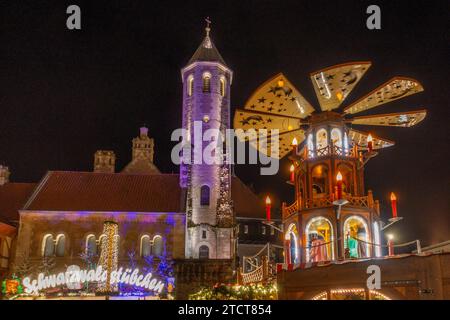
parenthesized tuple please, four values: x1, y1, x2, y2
(265, 196, 271, 205)
(390, 192, 397, 201)
(290, 164, 295, 172)
(367, 134, 373, 142)
(292, 137, 298, 146)
(336, 171, 343, 181)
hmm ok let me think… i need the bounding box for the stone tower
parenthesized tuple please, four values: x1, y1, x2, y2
(180, 22, 234, 259)
(93, 150, 116, 173)
(122, 126, 160, 174)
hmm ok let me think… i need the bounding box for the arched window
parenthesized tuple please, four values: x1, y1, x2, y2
(316, 128, 328, 151)
(140, 235, 151, 257)
(331, 128, 342, 148)
(152, 235, 163, 256)
(199, 245, 209, 259)
(307, 133, 314, 158)
(86, 234, 97, 256)
(202, 73, 211, 93)
(305, 217, 335, 262)
(311, 164, 329, 198)
(200, 185, 210, 206)
(219, 77, 226, 97)
(42, 234, 54, 257)
(187, 75, 194, 97)
(343, 216, 370, 258)
(55, 234, 66, 257)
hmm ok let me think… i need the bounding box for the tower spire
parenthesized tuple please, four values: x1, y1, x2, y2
(205, 16, 211, 37)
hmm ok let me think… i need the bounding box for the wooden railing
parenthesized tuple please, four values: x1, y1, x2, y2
(297, 144, 357, 160)
(282, 192, 378, 218)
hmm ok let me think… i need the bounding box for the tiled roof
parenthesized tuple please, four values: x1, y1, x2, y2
(188, 34, 227, 66)
(24, 171, 184, 213)
(0, 183, 36, 224)
(231, 177, 266, 219)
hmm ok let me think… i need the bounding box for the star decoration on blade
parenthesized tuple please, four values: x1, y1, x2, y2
(233, 61, 426, 159)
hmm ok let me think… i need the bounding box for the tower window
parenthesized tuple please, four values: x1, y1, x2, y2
(200, 185, 210, 206)
(202, 230, 207, 239)
(220, 78, 226, 97)
(262, 226, 266, 235)
(199, 245, 209, 259)
(202, 74, 211, 93)
(187, 75, 194, 97)
(244, 225, 249, 234)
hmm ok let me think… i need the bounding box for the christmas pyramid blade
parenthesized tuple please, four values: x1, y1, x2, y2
(247, 129, 305, 159)
(344, 77, 424, 115)
(350, 109, 427, 127)
(348, 128, 395, 150)
(233, 108, 302, 133)
(310, 61, 372, 111)
(243, 73, 315, 119)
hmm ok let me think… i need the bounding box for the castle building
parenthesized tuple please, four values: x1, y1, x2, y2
(0, 25, 278, 299)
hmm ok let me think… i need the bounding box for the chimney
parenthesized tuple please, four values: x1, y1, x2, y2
(0, 165, 10, 185)
(94, 150, 116, 173)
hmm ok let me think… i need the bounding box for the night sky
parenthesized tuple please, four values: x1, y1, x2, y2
(0, 1, 448, 246)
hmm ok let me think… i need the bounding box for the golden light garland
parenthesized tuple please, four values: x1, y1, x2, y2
(97, 221, 119, 293)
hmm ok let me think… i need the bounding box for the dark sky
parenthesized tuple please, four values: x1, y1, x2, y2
(0, 0, 448, 246)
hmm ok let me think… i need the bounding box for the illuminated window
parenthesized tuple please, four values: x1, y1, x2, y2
(285, 224, 299, 264)
(316, 128, 328, 150)
(262, 226, 266, 235)
(344, 216, 370, 258)
(220, 77, 226, 97)
(55, 234, 66, 257)
(337, 163, 354, 195)
(86, 234, 97, 256)
(305, 217, 335, 262)
(140, 235, 151, 257)
(42, 234, 54, 257)
(187, 75, 194, 97)
(244, 225, 249, 234)
(200, 185, 210, 206)
(271, 227, 275, 235)
(307, 134, 314, 158)
(311, 164, 329, 198)
(331, 128, 342, 148)
(152, 235, 163, 256)
(199, 245, 209, 259)
(202, 73, 211, 93)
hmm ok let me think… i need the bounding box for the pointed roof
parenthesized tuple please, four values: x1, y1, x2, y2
(187, 21, 227, 67)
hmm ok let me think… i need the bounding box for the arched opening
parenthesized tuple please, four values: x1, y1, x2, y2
(284, 224, 299, 264)
(311, 164, 329, 198)
(200, 185, 210, 206)
(344, 216, 371, 258)
(187, 74, 194, 97)
(305, 217, 335, 262)
(337, 163, 354, 195)
(312, 289, 391, 300)
(86, 234, 97, 256)
(199, 245, 209, 259)
(55, 234, 66, 257)
(152, 235, 163, 256)
(373, 222, 382, 257)
(307, 134, 314, 158)
(220, 77, 226, 97)
(140, 235, 151, 257)
(202, 73, 211, 93)
(316, 128, 328, 151)
(42, 234, 54, 257)
(331, 128, 342, 148)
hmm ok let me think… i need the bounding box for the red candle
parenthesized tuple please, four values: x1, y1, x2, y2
(367, 134, 373, 153)
(291, 137, 298, 154)
(265, 196, 271, 221)
(390, 192, 397, 218)
(336, 171, 343, 200)
(289, 164, 295, 182)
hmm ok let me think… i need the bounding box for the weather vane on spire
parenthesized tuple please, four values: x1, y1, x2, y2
(205, 17, 211, 36)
